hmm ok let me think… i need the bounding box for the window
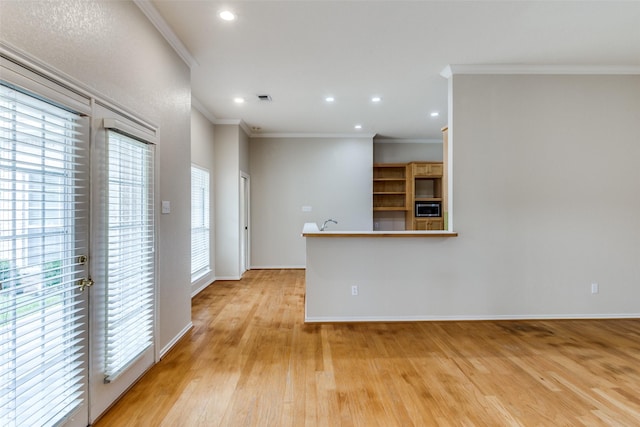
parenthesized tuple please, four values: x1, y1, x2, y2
(191, 165, 210, 282)
(0, 83, 88, 426)
(103, 130, 155, 382)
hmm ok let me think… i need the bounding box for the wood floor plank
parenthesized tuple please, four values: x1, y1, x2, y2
(94, 269, 640, 426)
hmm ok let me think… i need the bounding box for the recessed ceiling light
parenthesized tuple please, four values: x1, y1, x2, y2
(233, 97, 245, 104)
(430, 112, 440, 117)
(219, 10, 236, 21)
(371, 96, 382, 103)
(354, 124, 362, 130)
(325, 96, 335, 102)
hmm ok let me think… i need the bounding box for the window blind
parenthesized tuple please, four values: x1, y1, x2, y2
(103, 130, 154, 383)
(0, 83, 87, 426)
(191, 166, 210, 281)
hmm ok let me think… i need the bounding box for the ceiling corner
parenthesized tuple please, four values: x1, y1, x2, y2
(134, 0, 198, 69)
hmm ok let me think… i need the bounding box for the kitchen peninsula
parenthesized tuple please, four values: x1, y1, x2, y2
(303, 223, 457, 322)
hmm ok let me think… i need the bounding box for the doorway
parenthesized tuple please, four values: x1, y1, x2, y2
(240, 173, 250, 275)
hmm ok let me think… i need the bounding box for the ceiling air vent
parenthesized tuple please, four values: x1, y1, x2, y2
(257, 94, 272, 101)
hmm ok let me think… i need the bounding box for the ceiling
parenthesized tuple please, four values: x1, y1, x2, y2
(150, 1, 640, 140)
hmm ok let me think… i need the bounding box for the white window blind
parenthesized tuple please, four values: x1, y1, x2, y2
(104, 130, 154, 383)
(0, 83, 87, 426)
(191, 165, 210, 282)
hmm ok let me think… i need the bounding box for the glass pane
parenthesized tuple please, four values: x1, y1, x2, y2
(190, 166, 209, 280)
(103, 131, 154, 382)
(0, 84, 87, 427)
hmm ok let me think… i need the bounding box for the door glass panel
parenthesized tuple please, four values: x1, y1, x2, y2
(0, 83, 88, 426)
(103, 130, 154, 383)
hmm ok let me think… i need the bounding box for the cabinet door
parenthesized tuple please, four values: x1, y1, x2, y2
(413, 218, 443, 230)
(412, 163, 443, 177)
(429, 164, 443, 176)
(413, 163, 430, 177)
(426, 218, 444, 230)
(413, 219, 428, 230)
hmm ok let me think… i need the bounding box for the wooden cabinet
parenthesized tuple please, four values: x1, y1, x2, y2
(412, 162, 443, 177)
(413, 218, 444, 231)
(373, 162, 444, 231)
(406, 162, 444, 231)
(373, 164, 408, 211)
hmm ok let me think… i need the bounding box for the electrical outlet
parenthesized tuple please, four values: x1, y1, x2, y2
(591, 283, 599, 294)
(351, 285, 359, 296)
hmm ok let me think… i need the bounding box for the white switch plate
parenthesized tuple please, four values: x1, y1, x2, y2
(301, 206, 312, 212)
(161, 200, 171, 214)
(591, 283, 599, 294)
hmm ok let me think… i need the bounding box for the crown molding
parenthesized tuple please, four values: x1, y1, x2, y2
(197, 113, 250, 135)
(214, 119, 242, 126)
(374, 138, 442, 144)
(441, 64, 640, 78)
(239, 121, 252, 136)
(134, 0, 198, 69)
(251, 133, 376, 139)
(191, 96, 217, 123)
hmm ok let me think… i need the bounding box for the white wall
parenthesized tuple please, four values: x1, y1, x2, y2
(250, 136, 373, 268)
(214, 125, 240, 278)
(373, 141, 443, 163)
(306, 74, 640, 320)
(191, 107, 216, 295)
(239, 126, 250, 174)
(1, 0, 192, 356)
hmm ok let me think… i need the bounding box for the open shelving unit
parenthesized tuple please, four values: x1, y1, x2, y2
(373, 161, 445, 231)
(373, 163, 408, 211)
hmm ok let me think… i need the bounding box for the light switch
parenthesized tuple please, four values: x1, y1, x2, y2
(161, 200, 171, 214)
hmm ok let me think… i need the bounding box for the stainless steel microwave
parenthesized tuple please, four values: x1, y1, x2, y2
(415, 202, 441, 217)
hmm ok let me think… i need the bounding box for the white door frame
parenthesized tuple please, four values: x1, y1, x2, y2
(240, 173, 250, 274)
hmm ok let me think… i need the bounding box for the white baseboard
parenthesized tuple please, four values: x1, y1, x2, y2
(250, 265, 306, 270)
(215, 275, 241, 281)
(191, 281, 212, 297)
(304, 313, 640, 323)
(158, 322, 193, 359)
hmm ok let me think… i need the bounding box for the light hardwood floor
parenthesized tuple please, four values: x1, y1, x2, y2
(95, 269, 640, 426)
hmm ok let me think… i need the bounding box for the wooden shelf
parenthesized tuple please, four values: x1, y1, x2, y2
(373, 207, 407, 212)
(373, 164, 408, 212)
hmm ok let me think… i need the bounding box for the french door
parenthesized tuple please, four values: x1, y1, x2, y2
(1, 59, 157, 426)
(88, 106, 157, 423)
(0, 82, 90, 426)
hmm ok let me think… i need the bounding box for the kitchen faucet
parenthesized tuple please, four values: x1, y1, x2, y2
(320, 219, 338, 231)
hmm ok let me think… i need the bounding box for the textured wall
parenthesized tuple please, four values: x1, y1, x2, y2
(191, 107, 216, 294)
(1, 0, 192, 402)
